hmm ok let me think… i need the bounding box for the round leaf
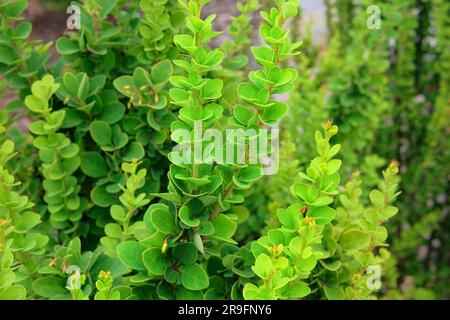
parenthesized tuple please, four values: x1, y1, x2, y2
(181, 264, 209, 291)
(116, 241, 146, 271)
(80, 152, 109, 178)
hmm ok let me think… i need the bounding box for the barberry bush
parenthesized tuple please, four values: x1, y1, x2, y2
(0, 0, 447, 300)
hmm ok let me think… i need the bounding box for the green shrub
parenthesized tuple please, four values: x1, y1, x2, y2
(0, 0, 447, 300)
(0, 139, 49, 299)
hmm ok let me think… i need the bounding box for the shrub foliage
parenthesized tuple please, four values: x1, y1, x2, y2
(0, 0, 447, 300)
